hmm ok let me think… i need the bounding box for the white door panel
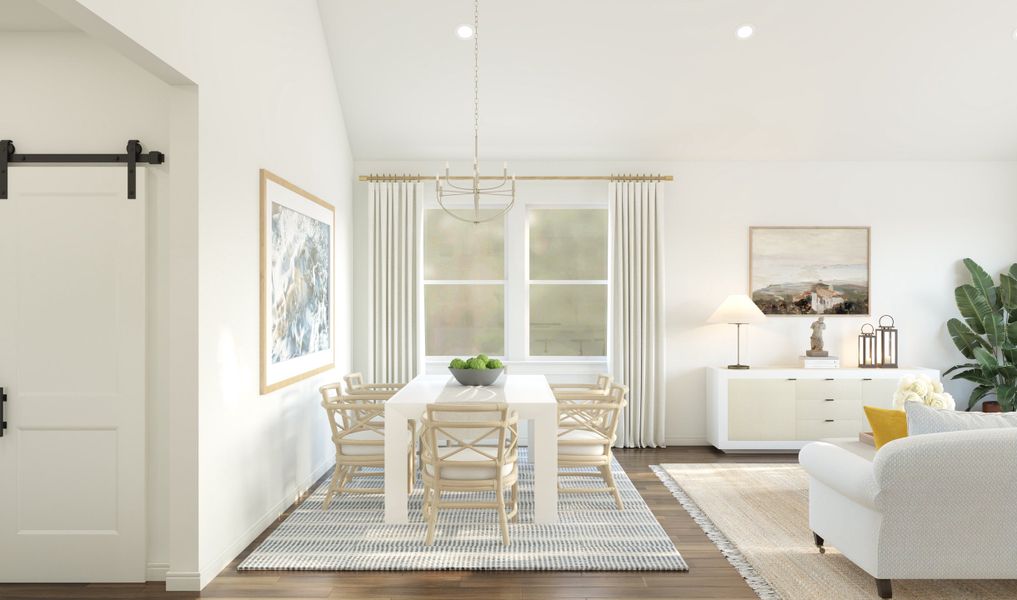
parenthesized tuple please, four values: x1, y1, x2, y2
(0, 166, 146, 582)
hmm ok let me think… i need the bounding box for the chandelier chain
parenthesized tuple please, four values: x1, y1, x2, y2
(473, 0, 479, 169)
(436, 0, 515, 224)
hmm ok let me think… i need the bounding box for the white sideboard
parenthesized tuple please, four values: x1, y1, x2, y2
(706, 367, 940, 452)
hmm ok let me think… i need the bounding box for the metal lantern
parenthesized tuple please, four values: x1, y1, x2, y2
(875, 314, 898, 369)
(858, 323, 877, 368)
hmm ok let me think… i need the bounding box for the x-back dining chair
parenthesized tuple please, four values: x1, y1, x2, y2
(557, 383, 628, 509)
(420, 403, 519, 546)
(343, 372, 405, 397)
(550, 373, 612, 401)
(318, 382, 414, 509)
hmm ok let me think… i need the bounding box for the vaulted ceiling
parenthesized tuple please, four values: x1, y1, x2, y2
(318, 0, 1017, 161)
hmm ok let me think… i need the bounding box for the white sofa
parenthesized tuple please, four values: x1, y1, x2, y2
(799, 428, 1017, 599)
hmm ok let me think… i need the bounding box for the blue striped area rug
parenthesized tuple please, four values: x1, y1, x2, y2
(238, 448, 686, 571)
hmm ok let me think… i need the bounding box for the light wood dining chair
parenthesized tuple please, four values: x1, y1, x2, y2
(550, 373, 612, 400)
(557, 383, 628, 509)
(343, 372, 405, 397)
(419, 403, 519, 546)
(319, 383, 415, 509)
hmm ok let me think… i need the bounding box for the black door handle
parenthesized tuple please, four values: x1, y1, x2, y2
(0, 387, 6, 437)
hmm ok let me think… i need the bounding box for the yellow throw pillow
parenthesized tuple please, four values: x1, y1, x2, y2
(863, 406, 908, 449)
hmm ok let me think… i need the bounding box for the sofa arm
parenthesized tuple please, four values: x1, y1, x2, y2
(799, 442, 879, 509)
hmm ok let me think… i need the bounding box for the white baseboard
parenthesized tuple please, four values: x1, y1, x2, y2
(665, 436, 710, 446)
(146, 562, 169, 582)
(197, 457, 333, 589)
(165, 570, 201, 592)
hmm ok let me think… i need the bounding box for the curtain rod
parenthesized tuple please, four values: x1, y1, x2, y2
(358, 174, 673, 182)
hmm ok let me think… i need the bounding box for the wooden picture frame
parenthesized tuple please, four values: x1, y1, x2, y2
(260, 169, 335, 394)
(749, 226, 871, 316)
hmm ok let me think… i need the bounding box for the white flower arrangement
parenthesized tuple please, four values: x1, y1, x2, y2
(893, 375, 956, 410)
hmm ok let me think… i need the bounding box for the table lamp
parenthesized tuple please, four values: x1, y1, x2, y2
(708, 294, 766, 369)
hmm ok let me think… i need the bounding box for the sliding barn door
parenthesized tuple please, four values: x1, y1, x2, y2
(0, 166, 146, 581)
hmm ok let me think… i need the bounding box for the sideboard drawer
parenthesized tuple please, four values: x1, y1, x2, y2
(796, 396, 861, 420)
(796, 418, 865, 440)
(796, 379, 862, 404)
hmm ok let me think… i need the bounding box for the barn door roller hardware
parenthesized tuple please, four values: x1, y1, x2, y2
(0, 139, 165, 200)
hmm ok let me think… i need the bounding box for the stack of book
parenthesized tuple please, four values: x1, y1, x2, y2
(800, 355, 840, 369)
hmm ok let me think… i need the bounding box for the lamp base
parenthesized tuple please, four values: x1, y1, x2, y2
(727, 364, 750, 370)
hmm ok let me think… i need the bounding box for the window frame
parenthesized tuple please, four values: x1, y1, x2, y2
(524, 205, 609, 361)
(421, 194, 609, 369)
(421, 206, 508, 361)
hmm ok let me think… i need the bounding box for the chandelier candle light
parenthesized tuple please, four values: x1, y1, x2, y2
(436, 0, 515, 224)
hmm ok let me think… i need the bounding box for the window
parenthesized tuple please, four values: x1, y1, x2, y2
(422, 204, 608, 361)
(423, 209, 505, 356)
(528, 209, 608, 357)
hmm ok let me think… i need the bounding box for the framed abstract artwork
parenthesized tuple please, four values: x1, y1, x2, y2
(260, 169, 335, 393)
(749, 226, 870, 316)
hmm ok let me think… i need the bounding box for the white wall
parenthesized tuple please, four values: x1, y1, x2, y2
(40, 0, 356, 590)
(356, 159, 1017, 444)
(1, 30, 176, 579)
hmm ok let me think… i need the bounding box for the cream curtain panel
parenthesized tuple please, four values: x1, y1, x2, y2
(367, 181, 421, 384)
(610, 181, 667, 448)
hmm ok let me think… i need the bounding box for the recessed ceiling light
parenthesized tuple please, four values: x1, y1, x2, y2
(736, 24, 754, 39)
(456, 24, 474, 39)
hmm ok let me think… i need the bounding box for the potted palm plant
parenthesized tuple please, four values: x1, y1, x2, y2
(945, 259, 1017, 411)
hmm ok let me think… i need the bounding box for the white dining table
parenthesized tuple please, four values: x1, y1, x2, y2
(383, 373, 559, 525)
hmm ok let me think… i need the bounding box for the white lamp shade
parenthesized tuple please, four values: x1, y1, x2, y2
(708, 294, 766, 324)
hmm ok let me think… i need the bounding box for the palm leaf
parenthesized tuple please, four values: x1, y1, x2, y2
(950, 368, 994, 386)
(1000, 274, 1017, 312)
(1010, 263, 1017, 281)
(947, 318, 990, 359)
(999, 385, 1016, 412)
(964, 258, 998, 308)
(974, 347, 999, 373)
(967, 385, 994, 411)
(943, 363, 979, 376)
(983, 313, 1006, 348)
(955, 284, 992, 334)
(1004, 344, 1017, 366)
(1008, 321, 1017, 344)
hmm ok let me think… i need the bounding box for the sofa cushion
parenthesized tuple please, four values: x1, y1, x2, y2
(905, 402, 1017, 435)
(863, 406, 908, 449)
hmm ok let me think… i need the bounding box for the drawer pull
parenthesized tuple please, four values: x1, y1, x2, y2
(824, 419, 835, 423)
(787, 378, 797, 381)
(824, 378, 835, 381)
(824, 398, 835, 402)
(862, 378, 873, 381)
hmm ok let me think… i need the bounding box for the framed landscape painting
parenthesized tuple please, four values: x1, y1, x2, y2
(749, 226, 870, 316)
(260, 169, 335, 393)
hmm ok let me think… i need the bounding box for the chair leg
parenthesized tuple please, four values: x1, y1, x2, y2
(496, 482, 510, 546)
(601, 464, 624, 509)
(510, 481, 519, 521)
(875, 579, 892, 599)
(425, 487, 439, 546)
(322, 463, 342, 510)
(813, 532, 825, 554)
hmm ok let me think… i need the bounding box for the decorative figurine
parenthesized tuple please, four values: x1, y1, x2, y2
(807, 317, 829, 357)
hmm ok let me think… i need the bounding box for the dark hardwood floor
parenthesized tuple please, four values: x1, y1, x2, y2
(0, 447, 797, 600)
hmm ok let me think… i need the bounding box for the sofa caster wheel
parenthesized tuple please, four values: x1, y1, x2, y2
(875, 578, 892, 599)
(812, 532, 825, 554)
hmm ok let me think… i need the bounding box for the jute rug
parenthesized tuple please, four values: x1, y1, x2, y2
(654, 463, 1017, 600)
(237, 449, 685, 571)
